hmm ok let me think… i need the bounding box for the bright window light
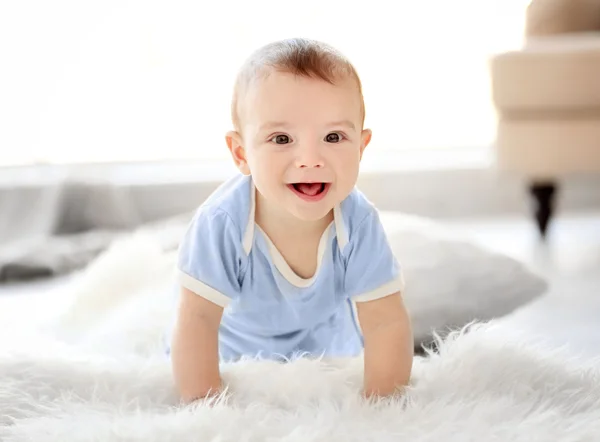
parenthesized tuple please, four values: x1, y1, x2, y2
(0, 0, 529, 166)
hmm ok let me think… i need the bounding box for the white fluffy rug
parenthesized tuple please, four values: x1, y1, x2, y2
(1, 234, 599, 441)
(1, 325, 600, 441)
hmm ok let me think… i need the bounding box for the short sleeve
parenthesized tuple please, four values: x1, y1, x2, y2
(177, 209, 244, 307)
(344, 210, 404, 303)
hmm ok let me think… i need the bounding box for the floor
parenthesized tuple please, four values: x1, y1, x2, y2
(0, 209, 599, 359)
(445, 210, 600, 360)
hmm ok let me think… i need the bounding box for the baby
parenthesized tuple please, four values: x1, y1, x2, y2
(170, 38, 413, 402)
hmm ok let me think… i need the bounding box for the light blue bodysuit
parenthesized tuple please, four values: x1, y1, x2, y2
(175, 174, 404, 362)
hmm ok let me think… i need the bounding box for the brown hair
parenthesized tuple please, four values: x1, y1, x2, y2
(231, 38, 365, 130)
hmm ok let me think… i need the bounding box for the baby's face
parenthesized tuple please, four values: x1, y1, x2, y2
(237, 71, 371, 222)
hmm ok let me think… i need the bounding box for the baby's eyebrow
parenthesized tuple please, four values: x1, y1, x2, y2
(259, 120, 356, 132)
(259, 121, 290, 132)
(328, 120, 356, 130)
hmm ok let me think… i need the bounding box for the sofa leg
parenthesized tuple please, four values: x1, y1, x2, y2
(528, 182, 557, 238)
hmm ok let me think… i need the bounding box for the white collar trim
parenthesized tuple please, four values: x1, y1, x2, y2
(242, 179, 348, 266)
(242, 178, 256, 255)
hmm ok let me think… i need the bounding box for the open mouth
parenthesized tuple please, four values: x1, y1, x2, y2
(287, 182, 331, 201)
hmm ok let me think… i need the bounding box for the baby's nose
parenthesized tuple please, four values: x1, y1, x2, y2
(296, 144, 324, 168)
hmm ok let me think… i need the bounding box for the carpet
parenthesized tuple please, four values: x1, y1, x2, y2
(1, 323, 599, 441)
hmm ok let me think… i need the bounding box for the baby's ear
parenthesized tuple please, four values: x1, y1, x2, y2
(225, 131, 250, 175)
(359, 129, 372, 160)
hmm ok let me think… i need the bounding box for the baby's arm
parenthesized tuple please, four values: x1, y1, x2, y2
(171, 287, 224, 403)
(356, 292, 413, 398)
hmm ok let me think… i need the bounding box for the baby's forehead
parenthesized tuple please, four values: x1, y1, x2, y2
(240, 70, 363, 123)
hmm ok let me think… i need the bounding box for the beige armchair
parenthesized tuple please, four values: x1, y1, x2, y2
(490, 0, 600, 237)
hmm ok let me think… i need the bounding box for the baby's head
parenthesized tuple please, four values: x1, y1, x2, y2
(226, 38, 371, 222)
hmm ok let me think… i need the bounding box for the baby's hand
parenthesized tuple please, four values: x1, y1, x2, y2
(182, 380, 227, 406)
(361, 384, 406, 401)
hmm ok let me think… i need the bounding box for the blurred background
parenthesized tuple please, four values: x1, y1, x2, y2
(0, 0, 598, 356)
(1, 0, 528, 166)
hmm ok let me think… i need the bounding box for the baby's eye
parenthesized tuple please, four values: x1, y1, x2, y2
(271, 134, 291, 144)
(325, 132, 343, 143)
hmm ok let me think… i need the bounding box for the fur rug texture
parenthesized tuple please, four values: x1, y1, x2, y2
(1, 325, 600, 442)
(0, 234, 599, 441)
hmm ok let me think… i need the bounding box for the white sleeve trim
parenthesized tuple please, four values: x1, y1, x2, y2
(178, 270, 231, 308)
(352, 275, 405, 303)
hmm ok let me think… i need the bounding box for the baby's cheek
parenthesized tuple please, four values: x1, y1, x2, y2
(249, 159, 285, 197)
(337, 153, 360, 178)
(257, 153, 288, 178)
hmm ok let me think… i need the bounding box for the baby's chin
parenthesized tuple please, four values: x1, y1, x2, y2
(285, 202, 335, 223)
